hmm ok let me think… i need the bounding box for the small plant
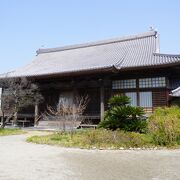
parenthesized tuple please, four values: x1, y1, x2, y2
(148, 106, 180, 146)
(98, 95, 147, 132)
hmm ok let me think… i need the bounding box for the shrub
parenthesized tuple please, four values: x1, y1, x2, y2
(108, 95, 131, 106)
(148, 106, 180, 146)
(99, 95, 147, 132)
(81, 129, 152, 148)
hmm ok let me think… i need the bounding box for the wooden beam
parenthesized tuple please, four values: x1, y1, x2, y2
(100, 86, 105, 121)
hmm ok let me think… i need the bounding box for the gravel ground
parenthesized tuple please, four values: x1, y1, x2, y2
(0, 131, 179, 180)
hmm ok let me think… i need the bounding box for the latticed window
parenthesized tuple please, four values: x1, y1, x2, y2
(112, 79, 136, 89)
(139, 77, 166, 88)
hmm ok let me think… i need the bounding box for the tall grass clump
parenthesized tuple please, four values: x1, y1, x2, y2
(148, 106, 180, 146)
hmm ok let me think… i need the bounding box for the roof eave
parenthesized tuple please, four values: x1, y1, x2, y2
(3, 66, 118, 80)
(119, 61, 180, 71)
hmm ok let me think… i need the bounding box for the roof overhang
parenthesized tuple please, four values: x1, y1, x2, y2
(170, 87, 180, 97)
(0, 65, 118, 80)
(120, 61, 180, 71)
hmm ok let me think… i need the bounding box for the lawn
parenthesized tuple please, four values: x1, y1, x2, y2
(0, 128, 24, 136)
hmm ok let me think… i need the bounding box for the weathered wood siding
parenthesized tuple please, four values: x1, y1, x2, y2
(152, 89, 168, 107)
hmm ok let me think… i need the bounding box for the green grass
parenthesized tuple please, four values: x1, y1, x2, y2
(27, 129, 157, 149)
(27, 106, 180, 149)
(0, 128, 24, 136)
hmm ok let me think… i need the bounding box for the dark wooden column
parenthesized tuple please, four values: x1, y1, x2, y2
(100, 86, 105, 121)
(72, 87, 76, 120)
(136, 78, 140, 106)
(34, 103, 39, 126)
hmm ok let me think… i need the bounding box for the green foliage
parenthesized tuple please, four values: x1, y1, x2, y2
(0, 128, 24, 136)
(108, 95, 131, 106)
(148, 106, 180, 146)
(99, 95, 147, 132)
(27, 129, 153, 149)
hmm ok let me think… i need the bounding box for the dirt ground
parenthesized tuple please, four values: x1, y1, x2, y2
(0, 131, 179, 180)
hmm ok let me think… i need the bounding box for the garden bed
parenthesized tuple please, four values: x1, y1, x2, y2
(27, 129, 180, 149)
(27, 105, 180, 149)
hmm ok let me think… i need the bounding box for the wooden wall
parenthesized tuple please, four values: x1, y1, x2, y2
(152, 89, 168, 107)
(34, 66, 180, 116)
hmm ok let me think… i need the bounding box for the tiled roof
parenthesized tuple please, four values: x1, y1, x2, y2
(170, 87, 180, 97)
(1, 31, 180, 78)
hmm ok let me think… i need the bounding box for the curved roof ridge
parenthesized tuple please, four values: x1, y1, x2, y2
(37, 31, 157, 54)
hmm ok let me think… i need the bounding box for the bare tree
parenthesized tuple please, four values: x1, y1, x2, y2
(0, 77, 43, 128)
(43, 95, 89, 133)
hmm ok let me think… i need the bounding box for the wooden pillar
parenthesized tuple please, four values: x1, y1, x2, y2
(72, 90, 76, 120)
(72, 87, 77, 124)
(100, 86, 105, 121)
(34, 103, 39, 126)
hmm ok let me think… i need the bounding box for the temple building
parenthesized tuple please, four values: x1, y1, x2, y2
(1, 30, 180, 125)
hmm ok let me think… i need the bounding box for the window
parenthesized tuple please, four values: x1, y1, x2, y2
(139, 77, 166, 88)
(112, 79, 136, 89)
(125, 92, 137, 106)
(139, 92, 152, 107)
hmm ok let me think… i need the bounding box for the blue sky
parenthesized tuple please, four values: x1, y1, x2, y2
(0, 0, 180, 73)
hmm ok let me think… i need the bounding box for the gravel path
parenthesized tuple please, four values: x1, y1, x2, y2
(0, 131, 180, 180)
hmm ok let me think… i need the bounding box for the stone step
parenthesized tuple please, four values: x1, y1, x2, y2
(37, 120, 81, 130)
